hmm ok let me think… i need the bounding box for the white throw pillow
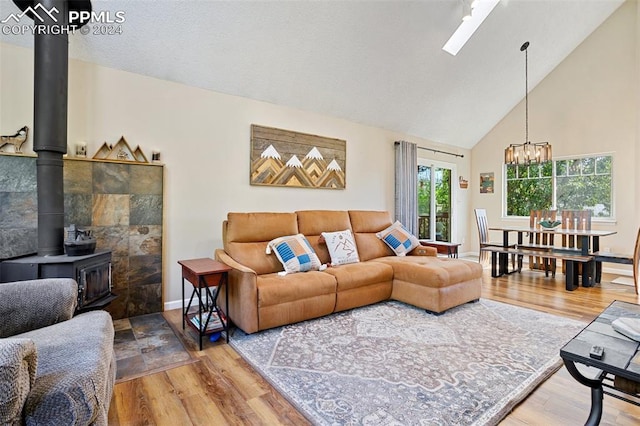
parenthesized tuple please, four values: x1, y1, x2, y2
(321, 229, 360, 266)
(376, 221, 420, 256)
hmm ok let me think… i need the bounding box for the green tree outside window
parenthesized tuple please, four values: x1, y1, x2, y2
(505, 161, 553, 216)
(505, 155, 612, 218)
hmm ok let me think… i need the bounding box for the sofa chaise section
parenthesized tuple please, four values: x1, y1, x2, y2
(373, 256, 483, 313)
(349, 210, 482, 314)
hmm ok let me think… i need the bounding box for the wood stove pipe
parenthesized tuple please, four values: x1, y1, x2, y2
(13, 0, 91, 255)
(34, 0, 68, 256)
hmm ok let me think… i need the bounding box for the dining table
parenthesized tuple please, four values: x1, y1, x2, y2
(488, 226, 617, 286)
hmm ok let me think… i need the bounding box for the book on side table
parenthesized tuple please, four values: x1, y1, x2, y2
(189, 311, 225, 332)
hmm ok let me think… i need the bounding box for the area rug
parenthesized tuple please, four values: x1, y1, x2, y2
(611, 276, 634, 287)
(230, 300, 585, 425)
(113, 313, 194, 381)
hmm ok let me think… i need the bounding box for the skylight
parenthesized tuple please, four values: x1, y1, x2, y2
(443, 0, 500, 56)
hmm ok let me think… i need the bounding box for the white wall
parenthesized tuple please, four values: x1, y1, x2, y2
(470, 1, 639, 269)
(637, 0, 640, 220)
(0, 42, 471, 306)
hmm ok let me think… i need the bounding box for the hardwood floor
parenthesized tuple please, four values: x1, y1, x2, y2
(108, 267, 640, 425)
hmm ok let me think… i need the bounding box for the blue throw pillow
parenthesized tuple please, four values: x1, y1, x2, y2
(375, 221, 420, 256)
(266, 234, 322, 273)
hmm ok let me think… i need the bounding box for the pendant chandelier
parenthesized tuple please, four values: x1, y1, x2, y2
(504, 41, 552, 165)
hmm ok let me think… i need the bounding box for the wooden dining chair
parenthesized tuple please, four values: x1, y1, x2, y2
(528, 209, 556, 277)
(560, 210, 592, 275)
(561, 210, 592, 249)
(592, 226, 639, 293)
(474, 208, 515, 268)
(633, 227, 640, 295)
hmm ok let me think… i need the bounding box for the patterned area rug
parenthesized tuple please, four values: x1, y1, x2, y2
(230, 300, 585, 425)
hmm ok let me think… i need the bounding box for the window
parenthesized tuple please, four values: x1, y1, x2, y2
(417, 161, 454, 241)
(504, 154, 613, 219)
(556, 156, 612, 217)
(505, 161, 553, 216)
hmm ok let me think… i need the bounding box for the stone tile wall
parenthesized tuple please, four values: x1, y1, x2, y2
(0, 154, 164, 319)
(0, 155, 37, 258)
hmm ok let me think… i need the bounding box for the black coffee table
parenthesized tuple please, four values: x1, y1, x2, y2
(560, 300, 640, 425)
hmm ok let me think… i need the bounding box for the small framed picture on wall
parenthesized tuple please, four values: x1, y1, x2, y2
(480, 172, 494, 194)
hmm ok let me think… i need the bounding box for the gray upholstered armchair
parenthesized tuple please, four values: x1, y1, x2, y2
(0, 279, 116, 425)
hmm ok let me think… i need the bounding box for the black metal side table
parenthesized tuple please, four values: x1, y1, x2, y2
(178, 258, 232, 350)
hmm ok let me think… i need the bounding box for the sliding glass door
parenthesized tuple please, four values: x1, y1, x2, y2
(417, 160, 454, 241)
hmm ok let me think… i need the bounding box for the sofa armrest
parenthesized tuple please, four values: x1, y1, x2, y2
(214, 249, 261, 334)
(20, 311, 115, 425)
(0, 338, 37, 424)
(409, 246, 438, 257)
(0, 279, 78, 338)
(215, 249, 257, 275)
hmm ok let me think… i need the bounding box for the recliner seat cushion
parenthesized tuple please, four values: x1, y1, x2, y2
(257, 271, 337, 307)
(323, 262, 393, 292)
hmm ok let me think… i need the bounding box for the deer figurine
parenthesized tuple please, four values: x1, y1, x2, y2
(0, 126, 29, 153)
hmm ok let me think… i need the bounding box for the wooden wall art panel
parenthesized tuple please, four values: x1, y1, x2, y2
(250, 125, 346, 189)
(93, 136, 149, 163)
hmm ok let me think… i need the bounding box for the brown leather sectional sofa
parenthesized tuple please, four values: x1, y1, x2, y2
(214, 210, 483, 334)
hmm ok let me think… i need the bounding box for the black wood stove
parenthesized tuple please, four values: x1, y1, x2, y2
(0, 0, 114, 312)
(1, 251, 115, 311)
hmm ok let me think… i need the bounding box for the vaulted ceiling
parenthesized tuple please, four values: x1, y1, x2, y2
(0, 0, 625, 148)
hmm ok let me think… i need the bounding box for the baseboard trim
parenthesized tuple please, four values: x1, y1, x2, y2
(603, 267, 633, 277)
(164, 299, 188, 312)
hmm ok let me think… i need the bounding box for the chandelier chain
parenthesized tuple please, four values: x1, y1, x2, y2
(525, 44, 528, 143)
(504, 41, 551, 165)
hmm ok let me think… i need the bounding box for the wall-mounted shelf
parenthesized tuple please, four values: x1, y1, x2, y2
(93, 136, 149, 164)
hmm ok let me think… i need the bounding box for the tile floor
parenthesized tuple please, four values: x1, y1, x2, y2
(113, 312, 191, 380)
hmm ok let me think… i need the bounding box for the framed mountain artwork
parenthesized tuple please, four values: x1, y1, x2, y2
(250, 124, 346, 189)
